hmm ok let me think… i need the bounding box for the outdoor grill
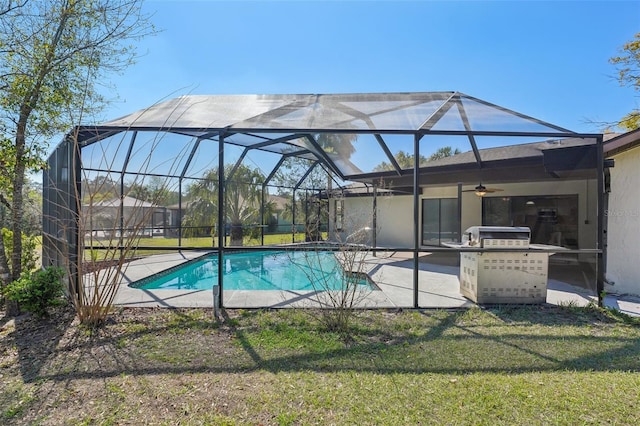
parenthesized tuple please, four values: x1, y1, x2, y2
(457, 226, 549, 304)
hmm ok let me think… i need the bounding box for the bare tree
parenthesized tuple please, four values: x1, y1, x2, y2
(70, 131, 183, 326)
(289, 196, 375, 335)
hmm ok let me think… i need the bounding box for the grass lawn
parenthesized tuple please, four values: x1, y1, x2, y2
(135, 233, 309, 247)
(1, 304, 640, 425)
(84, 233, 319, 260)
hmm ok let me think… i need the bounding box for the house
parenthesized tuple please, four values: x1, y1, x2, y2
(84, 196, 168, 238)
(330, 138, 599, 252)
(263, 194, 292, 233)
(327, 136, 603, 295)
(604, 128, 640, 296)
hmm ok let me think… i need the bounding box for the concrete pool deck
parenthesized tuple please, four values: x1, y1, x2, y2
(104, 251, 640, 316)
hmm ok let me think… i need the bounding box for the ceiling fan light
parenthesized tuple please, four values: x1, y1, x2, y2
(474, 184, 487, 197)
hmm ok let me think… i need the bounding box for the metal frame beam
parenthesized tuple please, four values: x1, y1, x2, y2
(304, 134, 345, 180)
(260, 156, 287, 245)
(227, 147, 249, 181)
(119, 131, 138, 255)
(375, 134, 402, 175)
(49, 93, 607, 313)
(413, 133, 422, 308)
(178, 138, 204, 244)
(456, 100, 483, 168)
(294, 161, 320, 191)
(418, 92, 457, 131)
(217, 132, 225, 308)
(596, 134, 605, 306)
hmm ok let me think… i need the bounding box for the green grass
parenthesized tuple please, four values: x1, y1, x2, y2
(2, 305, 640, 424)
(84, 232, 328, 260)
(0, 381, 35, 421)
(86, 233, 311, 247)
(135, 232, 308, 247)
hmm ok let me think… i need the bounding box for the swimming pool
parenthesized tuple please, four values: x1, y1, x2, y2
(132, 250, 372, 291)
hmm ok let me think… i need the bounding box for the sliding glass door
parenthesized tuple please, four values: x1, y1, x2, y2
(422, 198, 459, 246)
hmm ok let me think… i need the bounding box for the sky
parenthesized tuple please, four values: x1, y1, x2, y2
(101, 0, 640, 136)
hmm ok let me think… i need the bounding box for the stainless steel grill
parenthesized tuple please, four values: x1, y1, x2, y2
(462, 226, 531, 248)
(458, 226, 549, 304)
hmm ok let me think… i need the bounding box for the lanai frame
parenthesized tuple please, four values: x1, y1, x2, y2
(42, 92, 606, 308)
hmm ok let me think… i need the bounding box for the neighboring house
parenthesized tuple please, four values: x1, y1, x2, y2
(85, 196, 169, 237)
(265, 194, 300, 234)
(165, 193, 302, 236)
(604, 128, 640, 296)
(266, 193, 322, 234)
(264, 194, 290, 232)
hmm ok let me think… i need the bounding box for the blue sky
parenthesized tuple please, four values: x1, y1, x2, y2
(102, 0, 640, 135)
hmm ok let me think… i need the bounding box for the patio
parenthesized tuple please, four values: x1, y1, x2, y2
(109, 250, 601, 310)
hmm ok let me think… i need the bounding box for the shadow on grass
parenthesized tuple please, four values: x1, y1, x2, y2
(11, 305, 640, 386)
(489, 303, 640, 326)
(5, 304, 77, 383)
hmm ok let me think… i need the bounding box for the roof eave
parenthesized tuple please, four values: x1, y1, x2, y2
(604, 128, 640, 157)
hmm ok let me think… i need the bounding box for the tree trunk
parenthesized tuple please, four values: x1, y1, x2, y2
(0, 244, 20, 316)
(11, 118, 28, 283)
(11, 170, 25, 283)
(3, 112, 28, 316)
(230, 222, 243, 246)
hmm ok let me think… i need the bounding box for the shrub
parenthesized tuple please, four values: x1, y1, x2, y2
(2, 228, 39, 273)
(3, 267, 66, 317)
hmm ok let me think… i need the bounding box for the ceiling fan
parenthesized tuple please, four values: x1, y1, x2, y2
(462, 183, 504, 197)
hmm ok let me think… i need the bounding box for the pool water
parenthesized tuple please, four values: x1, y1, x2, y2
(133, 250, 372, 291)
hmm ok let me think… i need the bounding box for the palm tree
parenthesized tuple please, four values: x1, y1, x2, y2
(317, 133, 357, 159)
(225, 164, 264, 245)
(182, 169, 219, 238)
(182, 164, 265, 245)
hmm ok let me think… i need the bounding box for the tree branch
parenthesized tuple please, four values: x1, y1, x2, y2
(0, 0, 28, 17)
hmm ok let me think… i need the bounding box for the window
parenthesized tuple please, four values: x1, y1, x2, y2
(483, 195, 579, 248)
(422, 198, 459, 246)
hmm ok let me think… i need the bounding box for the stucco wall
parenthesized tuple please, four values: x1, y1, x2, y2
(329, 196, 374, 245)
(375, 195, 414, 248)
(606, 148, 640, 296)
(328, 195, 415, 247)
